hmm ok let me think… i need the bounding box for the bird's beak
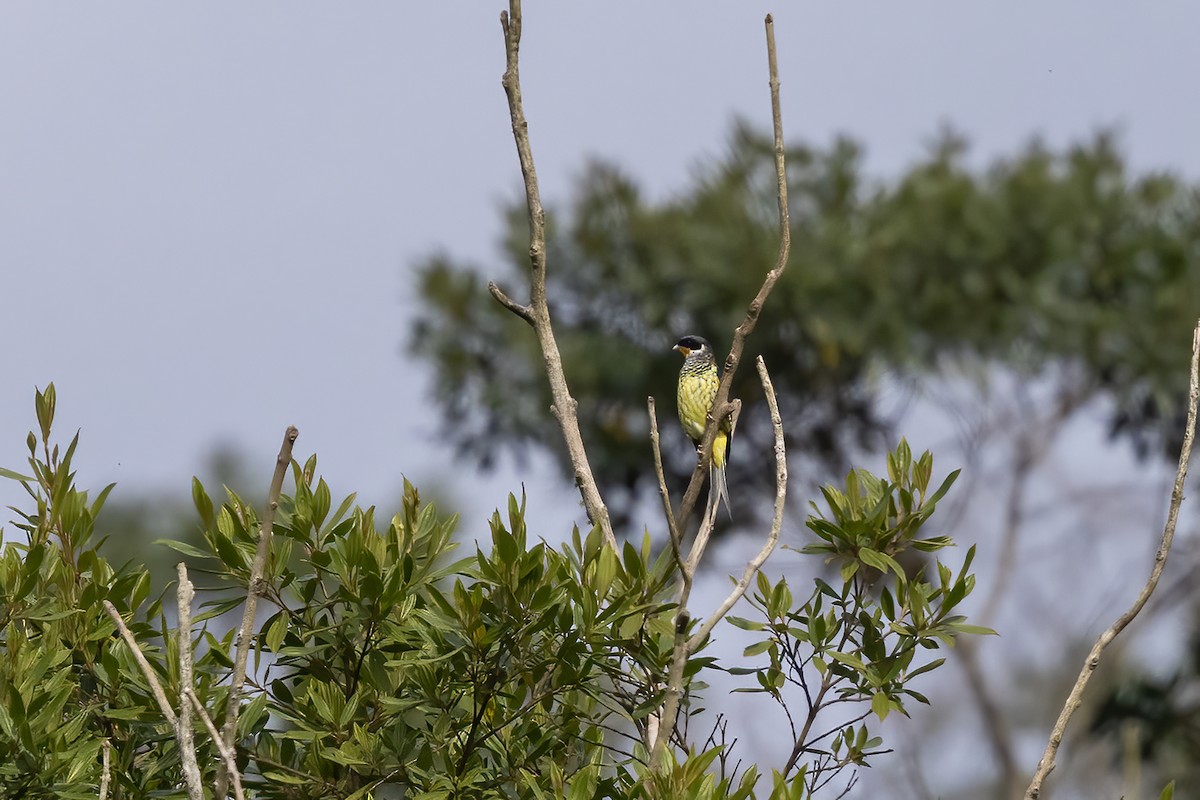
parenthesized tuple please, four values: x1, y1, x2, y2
(673, 345, 690, 357)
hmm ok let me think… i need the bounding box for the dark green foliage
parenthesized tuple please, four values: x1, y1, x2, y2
(2, 388, 985, 798)
(0, 385, 177, 797)
(727, 441, 992, 796)
(410, 124, 1200, 527)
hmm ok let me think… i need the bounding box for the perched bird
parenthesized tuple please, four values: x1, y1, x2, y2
(673, 335, 731, 516)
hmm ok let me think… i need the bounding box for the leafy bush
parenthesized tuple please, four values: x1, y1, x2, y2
(0, 386, 985, 798)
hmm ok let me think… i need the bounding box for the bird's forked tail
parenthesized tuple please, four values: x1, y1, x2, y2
(708, 431, 731, 518)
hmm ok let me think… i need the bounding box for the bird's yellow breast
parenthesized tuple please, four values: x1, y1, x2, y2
(677, 364, 719, 442)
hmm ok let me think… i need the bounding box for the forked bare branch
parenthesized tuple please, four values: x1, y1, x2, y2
(1023, 318, 1200, 799)
(490, 0, 616, 549)
(675, 13, 790, 536)
(102, 600, 200, 800)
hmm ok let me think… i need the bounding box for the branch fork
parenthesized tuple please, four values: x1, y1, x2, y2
(489, 0, 616, 550)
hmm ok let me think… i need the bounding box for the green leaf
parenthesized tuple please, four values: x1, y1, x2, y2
(906, 657, 945, 680)
(0, 466, 34, 482)
(566, 764, 599, 800)
(743, 640, 773, 658)
(755, 569, 772, 600)
(840, 559, 859, 581)
(263, 771, 307, 785)
(926, 468, 961, 506)
(35, 383, 56, 442)
(903, 688, 931, 705)
(768, 579, 793, 618)
(1158, 781, 1175, 800)
(17, 544, 46, 598)
(871, 691, 891, 721)
(155, 539, 211, 560)
(192, 477, 216, 531)
(880, 586, 896, 621)
(312, 477, 332, 530)
(814, 578, 841, 599)
(828, 651, 866, 672)
(858, 547, 902, 576)
(264, 612, 288, 653)
(593, 544, 616, 598)
(726, 616, 765, 632)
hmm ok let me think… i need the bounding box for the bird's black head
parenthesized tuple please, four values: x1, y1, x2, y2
(673, 335, 711, 358)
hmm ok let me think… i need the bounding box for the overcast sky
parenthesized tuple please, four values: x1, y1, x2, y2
(3, 3, 1199, 796)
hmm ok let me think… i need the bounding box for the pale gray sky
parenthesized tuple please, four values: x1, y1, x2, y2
(2, 2, 1197, 528)
(3, 3, 1199, 797)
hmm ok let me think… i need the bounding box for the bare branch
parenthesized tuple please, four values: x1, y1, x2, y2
(689, 357, 786, 650)
(675, 13, 790, 535)
(103, 601, 177, 728)
(187, 690, 246, 800)
(648, 397, 684, 575)
(99, 739, 111, 800)
(103, 598, 206, 799)
(685, 483, 723, 576)
(216, 425, 298, 798)
(648, 492, 721, 771)
(494, 0, 616, 549)
(1023, 318, 1200, 799)
(487, 280, 534, 326)
(176, 564, 203, 800)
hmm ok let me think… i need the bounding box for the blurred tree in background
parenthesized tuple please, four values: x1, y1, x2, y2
(94, 445, 256, 587)
(410, 123, 1200, 798)
(410, 123, 1200, 532)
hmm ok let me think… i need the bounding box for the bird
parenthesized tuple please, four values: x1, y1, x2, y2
(673, 335, 731, 517)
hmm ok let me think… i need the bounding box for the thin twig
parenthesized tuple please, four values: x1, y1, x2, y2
(689, 357, 786, 650)
(648, 605, 695, 767)
(216, 425, 298, 798)
(675, 13, 790, 536)
(493, 0, 616, 549)
(1023, 319, 1200, 799)
(103, 600, 206, 799)
(685, 480, 721, 577)
(102, 601, 177, 728)
(648, 397, 684, 575)
(99, 739, 111, 800)
(176, 564, 203, 800)
(487, 281, 534, 325)
(186, 690, 246, 800)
